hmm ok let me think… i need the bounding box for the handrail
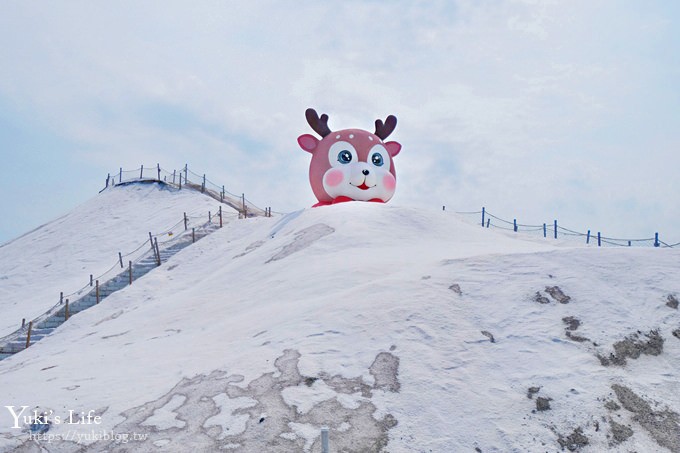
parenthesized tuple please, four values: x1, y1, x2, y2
(103, 164, 272, 218)
(455, 207, 675, 248)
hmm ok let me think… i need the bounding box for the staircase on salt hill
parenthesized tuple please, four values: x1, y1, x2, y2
(0, 222, 220, 361)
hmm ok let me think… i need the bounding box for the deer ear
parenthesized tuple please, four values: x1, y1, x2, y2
(297, 134, 319, 153)
(385, 141, 401, 157)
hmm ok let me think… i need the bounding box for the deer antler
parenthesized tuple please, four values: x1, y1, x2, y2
(305, 108, 332, 138)
(374, 115, 397, 140)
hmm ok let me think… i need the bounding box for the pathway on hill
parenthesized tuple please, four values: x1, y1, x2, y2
(106, 165, 272, 218)
(0, 179, 254, 361)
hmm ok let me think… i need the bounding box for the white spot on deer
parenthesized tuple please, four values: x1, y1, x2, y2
(349, 134, 354, 139)
(368, 136, 373, 141)
(335, 134, 341, 139)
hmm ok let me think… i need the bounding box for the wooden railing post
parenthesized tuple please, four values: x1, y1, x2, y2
(184, 213, 188, 230)
(192, 228, 195, 243)
(219, 206, 223, 228)
(148, 233, 157, 263)
(129, 261, 133, 285)
(154, 238, 161, 266)
(118, 252, 124, 268)
(65, 299, 70, 321)
(25, 321, 33, 349)
(96, 280, 100, 304)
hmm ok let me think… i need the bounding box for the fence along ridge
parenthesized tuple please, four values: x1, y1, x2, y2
(103, 164, 274, 218)
(452, 206, 674, 248)
(0, 205, 231, 356)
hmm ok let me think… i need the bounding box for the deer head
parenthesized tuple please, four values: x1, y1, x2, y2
(297, 108, 402, 206)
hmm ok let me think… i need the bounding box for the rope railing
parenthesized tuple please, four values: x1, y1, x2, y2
(104, 164, 273, 218)
(453, 206, 676, 248)
(0, 207, 229, 351)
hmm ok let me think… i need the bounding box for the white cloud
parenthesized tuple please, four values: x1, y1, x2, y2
(0, 0, 678, 239)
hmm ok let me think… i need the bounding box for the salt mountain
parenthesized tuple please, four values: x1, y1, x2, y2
(0, 183, 678, 452)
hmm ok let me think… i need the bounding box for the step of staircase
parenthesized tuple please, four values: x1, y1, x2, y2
(22, 333, 49, 342)
(104, 281, 128, 290)
(69, 305, 96, 315)
(37, 316, 66, 330)
(31, 328, 53, 336)
(75, 295, 97, 305)
(132, 272, 152, 280)
(26, 330, 54, 342)
(5, 342, 27, 353)
(36, 322, 62, 330)
(72, 299, 97, 310)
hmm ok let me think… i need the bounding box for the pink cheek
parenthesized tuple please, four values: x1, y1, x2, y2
(383, 173, 396, 191)
(324, 169, 345, 187)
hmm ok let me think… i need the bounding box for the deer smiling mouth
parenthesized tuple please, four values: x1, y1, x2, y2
(351, 182, 374, 191)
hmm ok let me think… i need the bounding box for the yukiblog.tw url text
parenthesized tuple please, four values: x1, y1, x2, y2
(29, 430, 148, 444)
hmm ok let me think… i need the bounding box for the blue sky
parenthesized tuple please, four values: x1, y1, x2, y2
(1, 0, 679, 244)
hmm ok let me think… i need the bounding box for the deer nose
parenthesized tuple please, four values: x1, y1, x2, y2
(362, 169, 370, 176)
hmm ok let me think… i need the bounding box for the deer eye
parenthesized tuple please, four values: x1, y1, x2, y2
(328, 141, 357, 168)
(337, 150, 353, 164)
(367, 144, 390, 171)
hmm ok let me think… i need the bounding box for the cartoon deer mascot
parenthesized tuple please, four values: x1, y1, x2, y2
(297, 108, 402, 207)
